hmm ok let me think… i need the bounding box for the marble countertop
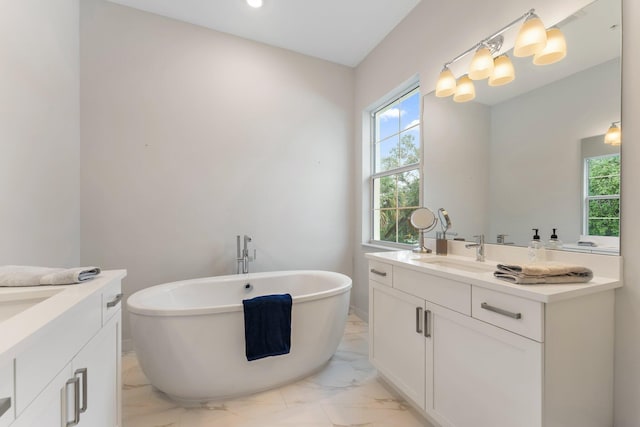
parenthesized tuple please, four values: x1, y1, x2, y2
(366, 251, 622, 303)
(0, 269, 126, 365)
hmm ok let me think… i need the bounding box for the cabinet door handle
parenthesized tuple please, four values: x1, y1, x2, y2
(481, 302, 522, 319)
(106, 293, 123, 308)
(370, 269, 387, 277)
(75, 368, 88, 413)
(65, 376, 81, 427)
(0, 397, 11, 418)
(424, 310, 432, 338)
(415, 307, 423, 334)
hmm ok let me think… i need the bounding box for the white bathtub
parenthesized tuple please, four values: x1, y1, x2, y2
(127, 270, 351, 403)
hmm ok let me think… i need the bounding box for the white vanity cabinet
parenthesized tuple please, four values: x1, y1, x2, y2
(4, 271, 125, 427)
(367, 258, 616, 427)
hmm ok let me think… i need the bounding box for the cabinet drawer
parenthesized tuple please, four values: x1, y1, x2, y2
(394, 268, 470, 315)
(472, 287, 544, 341)
(368, 261, 393, 287)
(15, 291, 101, 415)
(102, 279, 123, 325)
(0, 359, 14, 427)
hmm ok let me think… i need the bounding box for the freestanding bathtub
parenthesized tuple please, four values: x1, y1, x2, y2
(127, 270, 351, 403)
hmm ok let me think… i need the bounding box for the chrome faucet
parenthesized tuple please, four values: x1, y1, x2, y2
(236, 235, 256, 274)
(465, 234, 485, 262)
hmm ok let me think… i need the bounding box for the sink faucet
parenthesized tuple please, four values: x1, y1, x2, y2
(465, 234, 485, 262)
(236, 235, 256, 274)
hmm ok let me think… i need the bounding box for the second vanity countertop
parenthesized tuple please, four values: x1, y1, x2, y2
(366, 251, 622, 303)
(0, 269, 127, 366)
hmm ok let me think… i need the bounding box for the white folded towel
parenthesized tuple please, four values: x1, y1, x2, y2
(0, 265, 101, 287)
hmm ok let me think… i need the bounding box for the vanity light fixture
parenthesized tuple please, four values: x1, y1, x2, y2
(604, 121, 621, 146)
(246, 0, 263, 8)
(453, 75, 476, 103)
(435, 9, 566, 102)
(533, 27, 567, 65)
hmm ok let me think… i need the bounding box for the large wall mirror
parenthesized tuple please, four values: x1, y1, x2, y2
(422, 0, 621, 255)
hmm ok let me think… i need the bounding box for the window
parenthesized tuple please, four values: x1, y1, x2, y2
(370, 85, 421, 245)
(584, 154, 620, 237)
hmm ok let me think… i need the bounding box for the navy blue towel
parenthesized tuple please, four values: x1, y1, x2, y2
(242, 293, 292, 361)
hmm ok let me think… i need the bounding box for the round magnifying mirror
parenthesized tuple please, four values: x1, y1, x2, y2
(410, 207, 436, 230)
(410, 207, 437, 254)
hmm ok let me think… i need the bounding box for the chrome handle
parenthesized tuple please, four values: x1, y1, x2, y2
(370, 269, 387, 277)
(66, 376, 80, 426)
(106, 293, 123, 308)
(415, 307, 423, 334)
(75, 368, 88, 413)
(0, 397, 11, 418)
(481, 302, 522, 319)
(424, 310, 432, 338)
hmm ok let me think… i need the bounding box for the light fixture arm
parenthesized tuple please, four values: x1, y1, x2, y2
(443, 9, 535, 68)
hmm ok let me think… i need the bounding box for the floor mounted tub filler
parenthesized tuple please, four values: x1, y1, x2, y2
(127, 270, 352, 403)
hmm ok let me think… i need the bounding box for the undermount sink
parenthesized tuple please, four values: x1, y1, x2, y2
(413, 256, 496, 273)
(0, 288, 63, 323)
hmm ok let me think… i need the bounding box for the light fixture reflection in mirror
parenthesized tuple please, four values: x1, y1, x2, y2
(435, 67, 457, 97)
(605, 122, 621, 146)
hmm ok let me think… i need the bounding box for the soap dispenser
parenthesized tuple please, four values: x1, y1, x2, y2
(546, 228, 563, 250)
(528, 228, 547, 263)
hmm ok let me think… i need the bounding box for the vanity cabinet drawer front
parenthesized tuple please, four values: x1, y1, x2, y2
(15, 291, 101, 415)
(0, 359, 14, 427)
(368, 261, 393, 287)
(102, 278, 123, 325)
(394, 268, 471, 315)
(472, 287, 544, 341)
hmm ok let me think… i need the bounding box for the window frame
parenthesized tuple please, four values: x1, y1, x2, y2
(582, 153, 620, 237)
(368, 83, 422, 247)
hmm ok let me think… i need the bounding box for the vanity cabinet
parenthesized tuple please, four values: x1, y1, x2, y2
(9, 273, 124, 427)
(368, 259, 615, 427)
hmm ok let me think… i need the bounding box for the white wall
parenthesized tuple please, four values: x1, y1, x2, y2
(80, 0, 355, 342)
(354, 0, 640, 424)
(0, 0, 80, 266)
(489, 59, 621, 246)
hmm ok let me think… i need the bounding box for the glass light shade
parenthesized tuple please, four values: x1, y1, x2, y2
(533, 28, 567, 65)
(435, 68, 456, 97)
(488, 55, 515, 86)
(514, 15, 547, 57)
(469, 47, 494, 80)
(453, 75, 475, 103)
(605, 124, 621, 146)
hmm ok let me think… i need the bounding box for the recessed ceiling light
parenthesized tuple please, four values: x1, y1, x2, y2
(246, 0, 263, 8)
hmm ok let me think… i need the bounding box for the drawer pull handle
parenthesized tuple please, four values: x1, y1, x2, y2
(75, 368, 88, 413)
(107, 293, 123, 308)
(481, 302, 522, 319)
(66, 376, 81, 426)
(370, 269, 387, 277)
(0, 397, 11, 418)
(424, 310, 432, 338)
(415, 307, 423, 334)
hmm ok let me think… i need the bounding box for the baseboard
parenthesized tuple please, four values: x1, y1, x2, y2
(122, 338, 134, 354)
(350, 305, 369, 323)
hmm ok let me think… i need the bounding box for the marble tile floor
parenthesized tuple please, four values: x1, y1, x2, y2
(122, 313, 433, 427)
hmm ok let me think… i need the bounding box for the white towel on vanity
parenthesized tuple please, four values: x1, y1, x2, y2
(0, 265, 101, 287)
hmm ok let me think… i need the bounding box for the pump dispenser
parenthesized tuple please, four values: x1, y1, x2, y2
(528, 228, 547, 263)
(546, 228, 563, 250)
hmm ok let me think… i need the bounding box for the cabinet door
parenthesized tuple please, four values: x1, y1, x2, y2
(426, 303, 542, 427)
(11, 363, 72, 427)
(370, 281, 426, 409)
(73, 310, 121, 427)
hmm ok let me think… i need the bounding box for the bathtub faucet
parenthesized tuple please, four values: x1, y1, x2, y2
(236, 235, 256, 274)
